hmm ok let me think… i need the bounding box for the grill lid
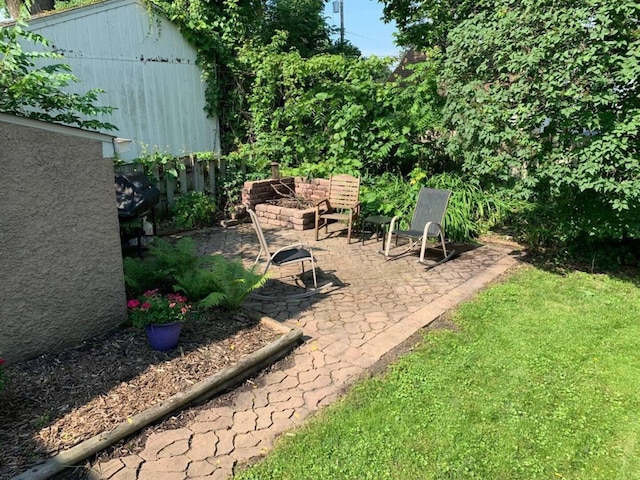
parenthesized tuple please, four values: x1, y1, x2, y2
(115, 172, 160, 218)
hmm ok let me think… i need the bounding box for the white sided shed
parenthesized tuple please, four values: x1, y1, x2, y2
(24, 0, 220, 161)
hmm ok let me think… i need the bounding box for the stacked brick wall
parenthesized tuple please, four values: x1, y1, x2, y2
(294, 177, 330, 203)
(242, 177, 330, 230)
(242, 177, 296, 208)
(254, 203, 316, 230)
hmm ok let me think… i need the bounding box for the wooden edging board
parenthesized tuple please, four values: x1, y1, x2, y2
(14, 318, 303, 480)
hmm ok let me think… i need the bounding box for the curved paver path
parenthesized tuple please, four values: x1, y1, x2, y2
(90, 223, 521, 479)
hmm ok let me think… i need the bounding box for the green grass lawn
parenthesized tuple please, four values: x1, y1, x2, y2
(236, 266, 640, 480)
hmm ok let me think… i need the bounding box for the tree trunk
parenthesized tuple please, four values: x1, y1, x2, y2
(5, 0, 55, 19)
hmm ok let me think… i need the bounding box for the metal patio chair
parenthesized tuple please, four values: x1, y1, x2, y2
(247, 207, 332, 299)
(383, 187, 456, 266)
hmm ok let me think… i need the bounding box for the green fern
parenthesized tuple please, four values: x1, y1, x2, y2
(175, 255, 268, 311)
(122, 256, 165, 297)
(147, 237, 202, 279)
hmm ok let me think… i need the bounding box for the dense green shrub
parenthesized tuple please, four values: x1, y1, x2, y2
(123, 238, 201, 297)
(439, 0, 640, 248)
(361, 171, 511, 243)
(171, 192, 217, 230)
(233, 39, 444, 178)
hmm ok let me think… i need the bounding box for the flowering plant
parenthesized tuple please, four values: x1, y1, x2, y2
(127, 289, 192, 328)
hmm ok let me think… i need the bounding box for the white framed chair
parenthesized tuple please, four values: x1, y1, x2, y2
(383, 187, 456, 266)
(247, 207, 332, 299)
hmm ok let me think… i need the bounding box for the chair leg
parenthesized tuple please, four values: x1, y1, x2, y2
(384, 230, 393, 257)
(420, 235, 428, 264)
(347, 217, 352, 244)
(311, 259, 318, 289)
(308, 249, 318, 289)
(439, 232, 448, 259)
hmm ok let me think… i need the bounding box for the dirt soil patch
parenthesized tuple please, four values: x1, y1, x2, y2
(266, 197, 315, 209)
(0, 309, 283, 480)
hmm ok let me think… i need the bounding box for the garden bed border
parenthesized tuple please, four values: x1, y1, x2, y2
(13, 312, 302, 480)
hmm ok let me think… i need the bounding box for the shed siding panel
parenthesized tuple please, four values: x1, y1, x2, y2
(27, 0, 217, 161)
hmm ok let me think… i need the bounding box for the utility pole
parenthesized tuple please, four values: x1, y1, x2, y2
(333, 0, 344, 46)
(339, 0, 344, 46)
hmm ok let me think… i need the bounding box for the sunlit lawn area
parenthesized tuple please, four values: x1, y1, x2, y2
(237, 266, 640, 480)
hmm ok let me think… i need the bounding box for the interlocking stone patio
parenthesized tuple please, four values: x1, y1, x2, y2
(90, 222, 521, 479)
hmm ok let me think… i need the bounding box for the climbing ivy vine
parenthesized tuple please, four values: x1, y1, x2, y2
(231, 36, 445, 178)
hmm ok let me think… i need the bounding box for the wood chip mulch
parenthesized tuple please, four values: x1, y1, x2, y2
(0, 309, 283, 480)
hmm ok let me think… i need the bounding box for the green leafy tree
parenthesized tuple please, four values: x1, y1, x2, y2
(380, 0, 489, 49)
(1, 0, 54, 19)
(0, 23, 115, 130)
(234, 36, 443, 177)
(440, 0, 640, 245)
(262, 0, 334, 57)
(154, 0, 360, 152)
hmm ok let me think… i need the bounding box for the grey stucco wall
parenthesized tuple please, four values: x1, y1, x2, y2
(0, 121, 126, 364)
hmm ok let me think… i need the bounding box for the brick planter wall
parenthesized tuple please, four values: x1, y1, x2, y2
(242, 177, 330, 230)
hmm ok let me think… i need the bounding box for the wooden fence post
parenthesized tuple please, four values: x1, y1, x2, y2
(179, 156, 189, 195)
(207, 158, 217, 198)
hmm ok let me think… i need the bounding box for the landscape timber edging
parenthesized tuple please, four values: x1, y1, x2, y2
(13, 317, 303, 480)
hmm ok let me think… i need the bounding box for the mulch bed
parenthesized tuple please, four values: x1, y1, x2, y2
(0, 309, 283, 480)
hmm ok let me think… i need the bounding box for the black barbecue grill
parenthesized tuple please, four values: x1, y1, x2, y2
(115, 171, 160, 254)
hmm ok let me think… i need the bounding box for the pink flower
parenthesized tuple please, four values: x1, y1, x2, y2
(167, 293, 187, 303)
(141, 302, 152, 310)
(0, 358, 5, 366)
(143, 289, 160, 296)
(127, 299, 141, 309)
(169, 302, 177, 308)
(181, 307, 188, 314)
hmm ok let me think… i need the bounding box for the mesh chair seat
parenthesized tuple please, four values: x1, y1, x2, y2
(272, 247, 313, 265)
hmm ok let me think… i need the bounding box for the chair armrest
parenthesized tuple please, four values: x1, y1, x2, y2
(315, 198, 330, 213)
(422, 221, 443, 238)
(388, 215, 401, 233)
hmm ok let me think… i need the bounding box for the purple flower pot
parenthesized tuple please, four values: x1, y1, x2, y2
(145, 322, 183, 351)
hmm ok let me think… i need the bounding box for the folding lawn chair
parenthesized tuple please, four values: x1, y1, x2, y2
(247, 207, 333, 299)
(383, 187, 456, 266)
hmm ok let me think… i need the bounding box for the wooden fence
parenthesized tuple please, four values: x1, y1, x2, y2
(116, 154, 236, 218)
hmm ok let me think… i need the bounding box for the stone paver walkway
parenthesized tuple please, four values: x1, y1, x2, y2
(91, 223, 521, 479)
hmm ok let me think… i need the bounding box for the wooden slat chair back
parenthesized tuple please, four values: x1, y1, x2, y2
(314, 174, 361, 243)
